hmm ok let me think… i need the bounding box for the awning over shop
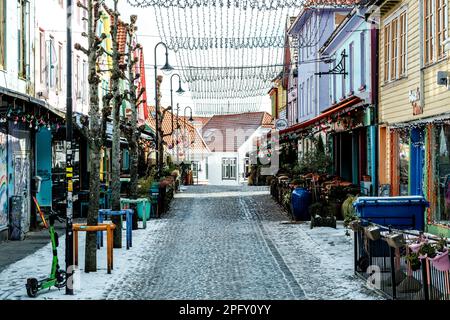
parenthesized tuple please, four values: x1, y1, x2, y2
(280, 96, 363, 136)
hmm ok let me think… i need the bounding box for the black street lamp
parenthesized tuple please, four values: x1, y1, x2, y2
(170, 74, 184, 158)
(154, 41, 173, 178)
(183, 106, 194, 162)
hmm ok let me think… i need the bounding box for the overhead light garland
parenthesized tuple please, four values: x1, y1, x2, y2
(0, 107, 64, 132)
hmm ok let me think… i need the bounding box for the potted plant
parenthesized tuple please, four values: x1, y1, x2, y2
(364, 225, 381, 241)
(385, 232, 405, 248)
(418, 242, 437, 259)
(405, 252, 422, 271)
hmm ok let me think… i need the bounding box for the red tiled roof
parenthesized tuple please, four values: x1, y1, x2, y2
(202, 112, 273, 152)
(145, 106, 210, 157)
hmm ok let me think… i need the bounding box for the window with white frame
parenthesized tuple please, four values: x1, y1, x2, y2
(424, 0, 448, 64)
(39, 30, 45, 84)
(306, 78, 309, 115)
(332, 60, 337, 103)
(82, 60, 88, 103)
(383, 7, 408, 82)
(18, 0, 29, 79)
(299, 83, 304, 117)
(222, 158, 237, 180)
(57, 42, 63, 91)
(349, 42, 354, 93)
(48, 36, 57, 88)
(360, 31, 366, 88)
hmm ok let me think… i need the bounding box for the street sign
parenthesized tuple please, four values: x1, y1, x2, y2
(275, 119, 288, 131)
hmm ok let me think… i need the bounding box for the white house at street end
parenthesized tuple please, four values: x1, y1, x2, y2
(200, 112, 273, 186)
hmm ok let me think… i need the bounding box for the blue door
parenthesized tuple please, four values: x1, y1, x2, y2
(410, 128, 425, 196)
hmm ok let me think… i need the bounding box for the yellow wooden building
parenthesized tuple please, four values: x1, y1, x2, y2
(372, 0, 450, 236)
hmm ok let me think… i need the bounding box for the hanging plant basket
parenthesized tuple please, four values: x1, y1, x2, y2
(364, 226, 381, 241)
(429, 249, 450, 272)
(409, 242, 423, 253)
(385, 233, 405, 248)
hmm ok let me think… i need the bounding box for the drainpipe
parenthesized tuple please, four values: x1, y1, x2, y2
(370, 23, 379, 196)
(418, 0, 425, 197)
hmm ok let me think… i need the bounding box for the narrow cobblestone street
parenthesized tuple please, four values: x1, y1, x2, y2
(105, 185, 381, 300)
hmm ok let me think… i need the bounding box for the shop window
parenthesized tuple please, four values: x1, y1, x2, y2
(435, 125, 450, 222)
(398, 130, 410, 195)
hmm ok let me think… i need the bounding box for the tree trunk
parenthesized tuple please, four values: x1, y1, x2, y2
(110, 0, 122, 248)
(125, 16, 139, 230)
(84, 0, 101, 272)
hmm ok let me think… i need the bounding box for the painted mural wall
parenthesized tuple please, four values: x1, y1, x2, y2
(0, 131, 8, 231)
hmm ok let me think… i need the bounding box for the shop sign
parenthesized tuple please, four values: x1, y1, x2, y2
(275, 119, 288, 131)
(409, 87, 423, 115)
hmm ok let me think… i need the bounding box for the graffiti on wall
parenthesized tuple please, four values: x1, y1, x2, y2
(0, 132, 8, 230)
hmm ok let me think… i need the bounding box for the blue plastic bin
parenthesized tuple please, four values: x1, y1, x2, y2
(353, 196, 429, 231)
(291, 188, 312, 221)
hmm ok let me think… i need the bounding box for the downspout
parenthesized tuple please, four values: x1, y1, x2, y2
(418, 0, 425, 197)
(370, 22, 379, 196)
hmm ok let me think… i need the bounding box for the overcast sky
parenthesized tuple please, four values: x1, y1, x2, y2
(114, 1, 282, 117)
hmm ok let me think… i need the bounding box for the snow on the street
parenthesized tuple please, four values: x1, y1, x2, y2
(0, 185, 383, 300)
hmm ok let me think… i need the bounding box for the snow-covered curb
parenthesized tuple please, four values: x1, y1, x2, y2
(0, 219, 169, 300)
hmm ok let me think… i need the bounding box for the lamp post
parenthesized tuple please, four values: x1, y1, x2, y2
(183, 106, 193, 162)
(154, 41, 173, 178)
(170, 74, 185, 162)
(65, 0, 74, 295)
(175, 103, 181, 163)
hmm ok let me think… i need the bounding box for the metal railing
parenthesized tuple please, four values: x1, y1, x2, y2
(354, 219, 450, 300)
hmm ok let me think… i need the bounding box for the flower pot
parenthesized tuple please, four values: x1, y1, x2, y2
(429, 250, 450, 272)
(409, 242, 422, 253)
(364, 226, 381, 241)
(385, 233, 405, 248)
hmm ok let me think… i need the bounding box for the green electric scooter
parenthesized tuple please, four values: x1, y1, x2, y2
(25, 197, 67, 298)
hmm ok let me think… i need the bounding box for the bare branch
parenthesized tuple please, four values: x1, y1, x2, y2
(74, 43, 89, 55)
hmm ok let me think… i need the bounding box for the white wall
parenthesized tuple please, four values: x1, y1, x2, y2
(34, 0, 89, 115)
(206, 126, 272, 186)
(0, 0, 36, 94)
(207, 152, 241, 186)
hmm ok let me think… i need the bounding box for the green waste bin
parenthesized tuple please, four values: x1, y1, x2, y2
(136, 199, 151, 221)
(120, 198, 150, 228)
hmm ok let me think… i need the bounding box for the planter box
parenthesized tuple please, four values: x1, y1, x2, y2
(364, 226, 381, 241)
(385, 233, 405, 248)
(429, 250, 450, 272)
